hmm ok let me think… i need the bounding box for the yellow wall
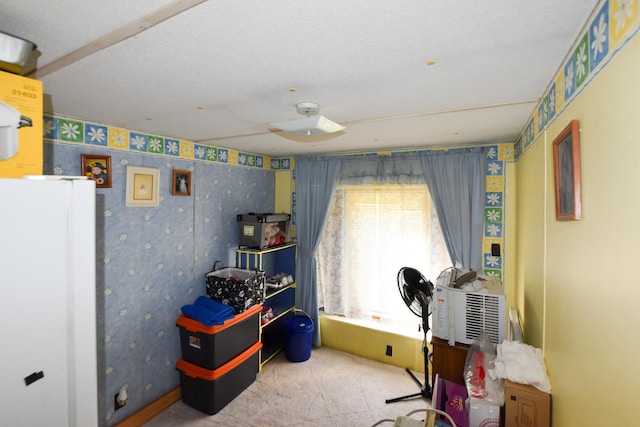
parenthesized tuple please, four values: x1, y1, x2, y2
(320, 315, 424, 372)
(275, 170, 292, 213)
(514, 141, 546, 348)
(515, 30, 640, 427)
(503, 161, 517, 310)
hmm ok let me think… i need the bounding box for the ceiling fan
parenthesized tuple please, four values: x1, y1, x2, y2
(270, 102, 345, 138)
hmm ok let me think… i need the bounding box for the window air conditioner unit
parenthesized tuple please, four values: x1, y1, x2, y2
(433, 284, 506, 346)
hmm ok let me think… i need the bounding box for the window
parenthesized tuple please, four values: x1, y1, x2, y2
(317, 184, 450, 332)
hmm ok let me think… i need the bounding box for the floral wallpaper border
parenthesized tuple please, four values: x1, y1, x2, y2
(43, 113, 293, 171)
(515, 0, 639, 159)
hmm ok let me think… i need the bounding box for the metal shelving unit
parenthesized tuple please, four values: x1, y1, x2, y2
(235, 243, 297, 367)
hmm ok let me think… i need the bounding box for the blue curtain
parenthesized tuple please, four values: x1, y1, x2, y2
(295, 156, 342, 346)
(338, 153, 426, 185)
(420, 149, 486, 271)
(295, 150, 486, 344)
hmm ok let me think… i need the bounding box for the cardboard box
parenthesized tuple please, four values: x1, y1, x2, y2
(504, 380, 551, 427)
(0, 71, 42, 177)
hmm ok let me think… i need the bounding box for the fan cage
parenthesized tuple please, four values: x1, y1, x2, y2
(397, 267, 433, 318)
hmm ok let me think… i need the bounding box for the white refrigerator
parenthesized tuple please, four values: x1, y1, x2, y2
(0, 176, 98, 427)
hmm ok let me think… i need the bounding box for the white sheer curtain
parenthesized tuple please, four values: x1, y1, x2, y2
(317, 184, 450, 331)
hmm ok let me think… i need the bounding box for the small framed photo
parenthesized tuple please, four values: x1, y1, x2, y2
(81, 154, 112, 188)
(172, 169, 191, 196)
(552, 119, 582, 220)
(126, 166, 160, 207)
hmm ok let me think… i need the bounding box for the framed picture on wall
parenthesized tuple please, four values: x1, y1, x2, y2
(552, 119, 582, 220)
(172, 169, 191, 196)
(81, 154, 112, 188)
(126, 166, 160, 207)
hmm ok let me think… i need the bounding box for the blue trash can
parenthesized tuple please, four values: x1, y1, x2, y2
(284, 311, 314, 362)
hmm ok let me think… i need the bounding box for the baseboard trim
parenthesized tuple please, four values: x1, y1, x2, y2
(114, 387, 181, 427)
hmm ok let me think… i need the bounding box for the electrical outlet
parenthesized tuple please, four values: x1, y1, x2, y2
(385, 345, 393, 356)
(114, 392, 127, 411)
(491, 243, 501, 257)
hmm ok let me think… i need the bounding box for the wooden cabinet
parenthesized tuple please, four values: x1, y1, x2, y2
(431, 337, 470, 386)
(235, 243, 297, 367)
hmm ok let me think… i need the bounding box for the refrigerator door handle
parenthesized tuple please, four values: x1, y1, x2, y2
(24, 371, 44, 386)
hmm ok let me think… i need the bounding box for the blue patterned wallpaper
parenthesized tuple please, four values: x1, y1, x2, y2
(43, 138, 275, 425)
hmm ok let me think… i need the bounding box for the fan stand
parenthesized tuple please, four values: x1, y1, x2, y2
(385, 308, 432, 403)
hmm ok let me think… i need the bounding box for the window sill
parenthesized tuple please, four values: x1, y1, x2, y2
(319, 313, 424, 340)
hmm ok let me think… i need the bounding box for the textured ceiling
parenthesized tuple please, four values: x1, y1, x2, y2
(1, 0, 600, 156)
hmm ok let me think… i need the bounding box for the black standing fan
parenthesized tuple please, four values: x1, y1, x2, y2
(386, 267, 434, 404)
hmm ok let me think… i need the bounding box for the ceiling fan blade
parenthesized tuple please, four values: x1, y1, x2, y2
(270, 115, 345, 136)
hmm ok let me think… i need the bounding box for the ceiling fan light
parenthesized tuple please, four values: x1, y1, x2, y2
(271, 115, 346, 136)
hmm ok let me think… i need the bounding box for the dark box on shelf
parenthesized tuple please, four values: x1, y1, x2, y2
(176, 304, 261, 370)
(176, 341, 262, 415)
(206, 267, 265, 314)
(237, 213, 290, 249)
